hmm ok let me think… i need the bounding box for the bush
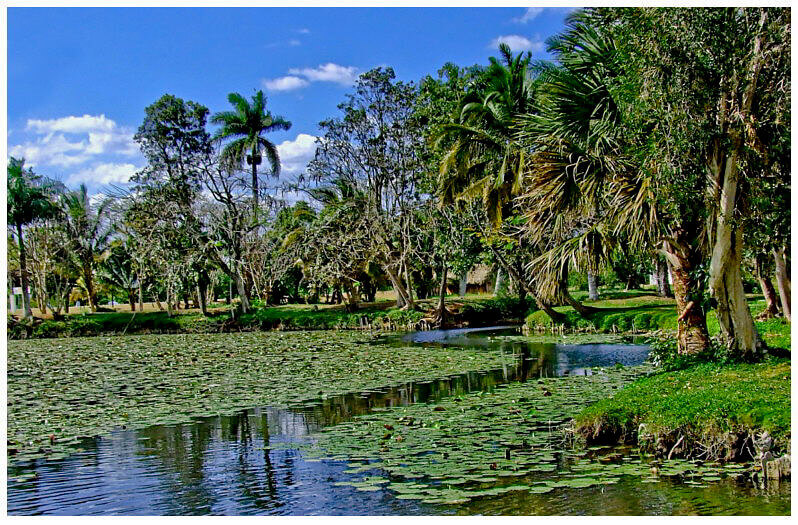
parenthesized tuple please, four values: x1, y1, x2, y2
(568, 271, 588, 292)
(460, 297, 529, 325)
(646, 335, 753, 371)
(524, 309, 580, 330)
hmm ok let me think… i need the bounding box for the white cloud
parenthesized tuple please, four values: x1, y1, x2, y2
(262, 62, 359, 93)
(288, 63, 359, 85)
(263, 75, 310, 92)
(10, 114, 138, 169)
(489, 35, 545, 53)
(297, 28, 310, 34)
(277, 133, 318, 175)
(89, 192, 111, 206)
(26, 114, 116, 134)
(67, 162, 139, 186)
(514, 7, 544, 23)
(288, 39, 301, 46)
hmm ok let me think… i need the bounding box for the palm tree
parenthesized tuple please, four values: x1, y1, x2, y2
(517, 12, 712, 354)
(7, 158, 58, 318)
(517, 20, 623, 314)
(99, 240, 139, 311)
(435, 43, 536, 228)
(60, 184, 113, 312)
(211, 90, 291, 217)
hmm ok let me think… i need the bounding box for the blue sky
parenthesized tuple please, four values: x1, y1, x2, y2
(8, 6, 573, 194)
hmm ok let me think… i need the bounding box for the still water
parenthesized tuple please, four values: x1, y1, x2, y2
(7, 328, 790, 515)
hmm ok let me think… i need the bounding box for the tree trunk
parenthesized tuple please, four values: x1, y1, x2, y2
(559, 265, 597, 316)
(587, 272, 599, 301)
(707, 153, 760, 358)
(403, 261, 415, 306)
(16, 224, 33, 319)
(154, 291, 164, 311)
(435, 262, 449, 328)
(129, 290, 136, 312)
(138, 273, 144, 311)
(754, 255, 780, 318)
(385, 265, 412, 309)
(343, 281, 360, 312)
(36, 289, 48, 316)
(773, 246, 791, 322)
(663, 239, 710, 355)
(494, 267, 504, 296)
(656, 255, 673, 298)
(458, 271, 468, 297)
(235, 271, 251, 313)
(487, 245, 566, 324)
(197, 270, 209, 316)
(561, 285, 597, 316)
(706, 9, 767, 359)
(709, 228, 760, 358)
(83, 265, 97, 313)
(197, 283, 208, 316)
(251, 145, 259, 218)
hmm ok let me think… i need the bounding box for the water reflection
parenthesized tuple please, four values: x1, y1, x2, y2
(7, 329, 788, 515)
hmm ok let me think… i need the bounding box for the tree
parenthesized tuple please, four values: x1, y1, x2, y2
(60, 184, 113, 312)
(599, 7, 790, 358)
(308, 68, 423, 309)
(26, 220, 77, 316)
(211, 90, 291, 217)
(132, 94, 217, 315)
(7, 158, 58, 318)
(435, 44, 535, 228)
(425, 54, 562, 321)
(99, 240, 139, 311)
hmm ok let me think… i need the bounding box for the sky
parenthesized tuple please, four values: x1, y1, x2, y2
(8, 6, 573, 195)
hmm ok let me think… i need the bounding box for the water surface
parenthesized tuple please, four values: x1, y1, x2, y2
(7, 328, 789, 515)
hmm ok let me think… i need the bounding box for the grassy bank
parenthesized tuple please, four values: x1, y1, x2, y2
(7, 331, 517, 464)
(525, 294, 790, 351)
(573, 359, 791, 461)
(8, 295, 530, 339)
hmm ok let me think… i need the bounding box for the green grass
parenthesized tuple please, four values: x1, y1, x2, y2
(525, 293, 790, 351)
(10, 295, 531, 339)
(573, 359, 791, 459)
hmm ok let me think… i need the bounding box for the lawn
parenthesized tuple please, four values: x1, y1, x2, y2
(573, 359, 791, 459)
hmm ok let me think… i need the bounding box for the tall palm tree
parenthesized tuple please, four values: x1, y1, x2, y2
(517, 19, 623, 314)
(211, 90, 291, 217)
(435, 43, 536, 228)
(7, 158, 57, 318)
(60, 184, 114, 312)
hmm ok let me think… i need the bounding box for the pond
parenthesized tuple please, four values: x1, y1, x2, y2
(7, 327, 790, 515)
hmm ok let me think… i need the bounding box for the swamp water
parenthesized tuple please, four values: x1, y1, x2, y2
(7, 327, 790, 515)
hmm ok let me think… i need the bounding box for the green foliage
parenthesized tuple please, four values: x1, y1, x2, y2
(646, 336, 746, 371)
(567, 271, 588, 292)
(210, 90, 291, 179)
(458, 296, 530, 325)
(7, 158, 59, 229)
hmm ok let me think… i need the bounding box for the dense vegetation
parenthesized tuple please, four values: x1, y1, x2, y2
(6, 7, 791, 475)
(8, 7, 789, 364)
